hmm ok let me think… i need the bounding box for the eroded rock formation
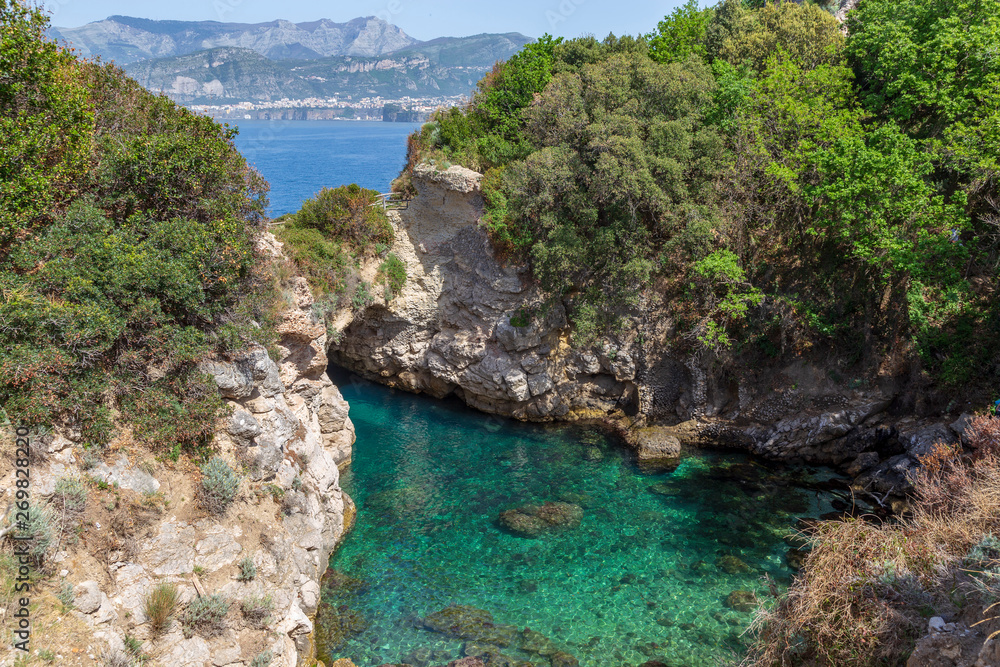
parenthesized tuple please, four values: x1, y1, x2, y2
(0, 268, 354, 666)
(328, 164, 956, 494)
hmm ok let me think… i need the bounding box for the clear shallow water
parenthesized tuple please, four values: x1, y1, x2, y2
(230, 120, 420, 216)
(321, 371, 838, 667)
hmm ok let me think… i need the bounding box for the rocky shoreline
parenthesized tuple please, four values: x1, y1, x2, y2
(327, 164, 970, 513)
(1, 271, 354, 666)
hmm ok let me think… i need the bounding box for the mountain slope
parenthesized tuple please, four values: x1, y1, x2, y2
(123, 33, 533, 104)
(48, 15, 418, 64)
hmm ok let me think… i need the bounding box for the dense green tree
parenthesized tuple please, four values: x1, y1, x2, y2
(705, 0, 844, 70)
(0, 1, 271, 451)
(647, 0, 714, 63)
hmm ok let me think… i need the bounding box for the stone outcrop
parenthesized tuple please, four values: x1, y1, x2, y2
(0, 266, 354, 666)
(330, 164, 645, 424)
(328, 164, 959, 482)
(907, 617, 1000, 667)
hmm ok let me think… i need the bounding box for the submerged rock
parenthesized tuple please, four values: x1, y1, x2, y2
(498, 510, 547, 537)
(549, 651, 579, 667)
(649, 482, 681, 496)
(785, 548, 809, 571)
(498, 502, 583, 537)
(716, 555, 751, 574)
(520, 628, 560, 656)
(725, 590, 757, 612)
(421, 605, 518, 647)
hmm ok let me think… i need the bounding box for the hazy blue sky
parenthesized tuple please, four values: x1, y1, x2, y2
(44, 0, 683, 41)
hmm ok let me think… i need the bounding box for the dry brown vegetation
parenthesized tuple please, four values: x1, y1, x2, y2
(746, 415, 1000, 666)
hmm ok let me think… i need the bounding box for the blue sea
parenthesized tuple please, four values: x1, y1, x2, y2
(320, 370, 839, 667)
(231, 120, 420, 217)
(234, 125, 839, 667)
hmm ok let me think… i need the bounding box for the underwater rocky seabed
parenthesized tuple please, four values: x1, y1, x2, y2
(317, 367, 842, 667)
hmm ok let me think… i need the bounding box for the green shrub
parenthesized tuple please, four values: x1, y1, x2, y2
(966, 533, 1000, 566)
(56, 580, 75, 609)
(52, 477, 87, 513)
(293, 184, 393, 252)
(236, 556, 257, 582)
(275, 225, 350, 298)
(376, 254, 407, 299)
(199, 458, 241, 515)
(143, 582, 178, 635)
(240, 593, 274, 628)
(0, 3, 273, 452)
(182, 593, 230, 637)
(351, 281, 373, 310)
(6, 502, 53, 568)
(249, 650, 273, 667)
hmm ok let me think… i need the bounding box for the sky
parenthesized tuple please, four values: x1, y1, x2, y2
(43, 0, 682, 42)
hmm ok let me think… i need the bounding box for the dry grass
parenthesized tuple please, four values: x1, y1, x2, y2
(746, 415, 1000, 666)
(143, 582, 178, 636)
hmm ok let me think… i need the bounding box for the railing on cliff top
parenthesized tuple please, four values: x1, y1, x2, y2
(373, 192, 412, 210)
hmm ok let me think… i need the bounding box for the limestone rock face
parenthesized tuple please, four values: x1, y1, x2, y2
(328, 164, 913, 471)
(329, 164, 640, 422)
(0, 267, 356, 667)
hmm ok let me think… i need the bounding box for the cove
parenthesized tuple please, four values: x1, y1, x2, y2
(318, 368, 840, 667)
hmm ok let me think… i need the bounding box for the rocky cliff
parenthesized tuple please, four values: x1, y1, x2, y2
(50, 15, 418, 64)
(0, 260, 354, 666)
(329, 164, 963, 502)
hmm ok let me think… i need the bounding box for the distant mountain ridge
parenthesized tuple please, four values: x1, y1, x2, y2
(48, 15, 420, 63)
(123, 32, 533, 104)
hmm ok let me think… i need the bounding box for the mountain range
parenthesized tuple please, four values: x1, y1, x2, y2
(48, 15, 532, 105)
(48, 15, 420, 63)
(123, 33, 531, 104)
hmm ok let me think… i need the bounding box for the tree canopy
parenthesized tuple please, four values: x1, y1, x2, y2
(404, 0, 1000, 390)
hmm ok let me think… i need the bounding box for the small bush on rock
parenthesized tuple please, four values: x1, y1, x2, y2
(6, 502, 54, 568)
(143, 582, 178, 635)
(377, 254, 407, 299)
(183, 593, 230, 637)
(237, 556, 257, 582)
(240, 593, 274, 628)
(249, 650, 273, 667)
(199, 457, 241, 515)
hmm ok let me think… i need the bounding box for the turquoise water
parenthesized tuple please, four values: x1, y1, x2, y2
(320, 372, 837, 667)
(230, 120, 420, 216)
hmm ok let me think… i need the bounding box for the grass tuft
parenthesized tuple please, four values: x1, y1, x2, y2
(143, 582, 178, 636)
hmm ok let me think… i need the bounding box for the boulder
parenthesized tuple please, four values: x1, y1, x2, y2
(521, 629, 559, 656)
(421, 605, 517, 647)
(201, 360, 254, 399)
(716, 555, 750, 574)
(498, 502, 583, 538)
(73, 581, 103, 614)
(950, 413, 974, 442)
(90, 455, 160, 494)
(853, 454, 919, 498)
(899, 423, 956, 459)
(846, 451, 880, 477)
(633, 427, 681, 462)
(227, 409, 262, 442)
(550, 651, 579, 667)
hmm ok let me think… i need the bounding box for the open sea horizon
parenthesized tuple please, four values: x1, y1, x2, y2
(231, 119, 421, 217)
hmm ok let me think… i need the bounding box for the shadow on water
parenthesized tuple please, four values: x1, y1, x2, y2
(318, 364, 842, 667)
